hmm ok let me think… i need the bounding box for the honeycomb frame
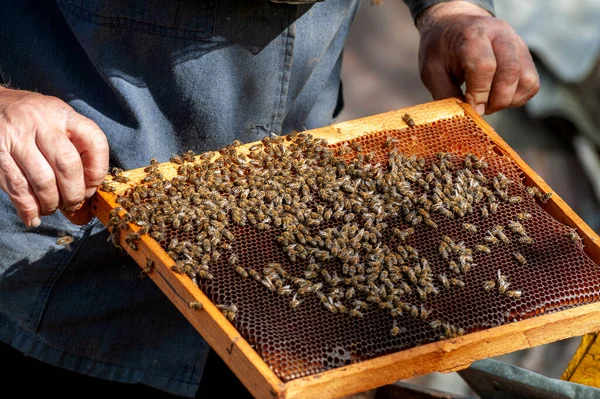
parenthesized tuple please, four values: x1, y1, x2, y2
(91, 98, 600, 399)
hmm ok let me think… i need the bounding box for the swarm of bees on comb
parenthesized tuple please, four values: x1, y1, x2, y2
(100, 121, 584, 343)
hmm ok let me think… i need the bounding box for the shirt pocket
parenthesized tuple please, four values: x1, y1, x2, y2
(57, 0, 216, 41)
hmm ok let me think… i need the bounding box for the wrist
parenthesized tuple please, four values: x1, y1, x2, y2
(416, 1, 493, 33)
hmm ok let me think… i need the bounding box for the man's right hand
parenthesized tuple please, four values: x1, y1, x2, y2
(0, 87, 109, 227)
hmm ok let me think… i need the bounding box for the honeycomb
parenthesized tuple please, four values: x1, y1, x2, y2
(103, 115, 600, 382)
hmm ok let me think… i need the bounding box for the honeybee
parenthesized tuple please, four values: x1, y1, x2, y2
(450, 277, 465, 288)
(483, 234, 500, 245)
(497, 271, 509, 294)
(505, 290, 522, 299)
(235, 266, 248, 278)
(518, 236, 535, 245)
(402, 113, 415, 127)
(420, 305, 429, 320)
(508, 221, 526, 236)
(56, 233, 75, 250)
(526, 185, 541, 198)
(424, 218, 438, 229)
(483, 280, 496, 292)
(289, 296, 302, 310)
(430, 319, 442, 330)
(390, 320, 403, 336)
(350, 308, 364, 318)
(188, 301, 203, 310)
(566, 230, 583, 246)
(480, 205, 489, 218)
(114, 174, 130, 183)
(492, 226, 510, 244)
(463, 223, 477, 233)
(394, 227, 414, 241)
(516, 212, 532, 221)
(475, 244, 491, 254)
(513, 252, 527, 265)
(438, 274, 450, 289)
(541, 192, 553, 203)
(507, 196, 522, 204)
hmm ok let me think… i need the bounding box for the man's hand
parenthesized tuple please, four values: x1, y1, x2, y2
(416, 1, 540, 115)
(0, 87, 109, 227)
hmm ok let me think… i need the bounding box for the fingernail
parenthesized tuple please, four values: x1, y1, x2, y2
(30, 217, 41, 228)
(475, 104, 486, 115)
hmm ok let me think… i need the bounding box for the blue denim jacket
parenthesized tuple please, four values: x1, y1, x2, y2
(0, 0, 492, 397)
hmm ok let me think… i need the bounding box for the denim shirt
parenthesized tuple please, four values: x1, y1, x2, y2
(0, 0, 492, 397)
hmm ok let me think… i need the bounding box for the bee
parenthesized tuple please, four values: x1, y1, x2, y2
(463, 223, 477, 233)
(497, 271, 510, 294)
(492, 226, 510, 244)
(518, 236, 535, 245)
(419, 305, 429, 320)
(249, 269, 261, 281)
(188, 301, 203, 310)
(483, 280, 496, 292)
(513, 251, 527, 265)
(517, 212, 532, 221)
(508, 196, 522, 204)
(508, 221, 526, 236)
(438, 274, 450, 289)
(114, 174, 130, 183)
(170, 154, 184, 164)
(526, 185, 541, 198)
(402, 113, 415, 127)
(235, 266, 248, 278)
(489, 202, 499, 214)
(483, 233, 500, 245)
(566, 230, 583, 246)
(424, 218, 438, 229)
(475, 244, 491, 254)
(390, 320, 403, 337)
(505, 289, 522, 299)
(450, 277, 465, 288)
(350, 308, 364, 318)
(223, 304, 237, 321)
(289, 296, 302, 310)
(541, 192, 553, 203)
(99, 181, 116, 192)
(394, 227, 414, 241)
(56, 233, 75, 250)
(410, 305, 419, 319)
(480, 205, 489, 218)
(430, 319, 442, 330)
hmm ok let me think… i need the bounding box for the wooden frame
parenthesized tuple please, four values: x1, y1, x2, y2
(91, 98, 600, 398)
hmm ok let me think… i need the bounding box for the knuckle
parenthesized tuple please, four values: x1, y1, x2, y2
(31, 173, 56, 193)
(476, 59, 497, 75)
(521, 72, 541, 95)
(54, 150, 82, 175)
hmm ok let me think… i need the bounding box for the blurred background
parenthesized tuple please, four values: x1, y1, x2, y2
(339, 0, 600, 396)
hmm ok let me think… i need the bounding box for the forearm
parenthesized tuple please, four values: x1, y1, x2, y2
(402, 0, 495, 22)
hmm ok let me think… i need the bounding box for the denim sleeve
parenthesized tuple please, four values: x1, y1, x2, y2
(403, 0, 495, 21)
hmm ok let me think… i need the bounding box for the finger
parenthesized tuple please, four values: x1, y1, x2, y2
(36, 127, 86, 212)
(460, 38, 497, 115)
(512, 39, 540, 107)
(420, 59, 465, 101)
(485, 34, 521, 114)
(11, 140, 60, 216)
(60, 199, 94, 225)
(65, 112, 109, 199)
(0, 150, 41, 227)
